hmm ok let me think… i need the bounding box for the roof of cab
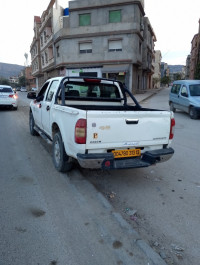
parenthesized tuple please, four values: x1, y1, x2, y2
(173, 80, 200, 85)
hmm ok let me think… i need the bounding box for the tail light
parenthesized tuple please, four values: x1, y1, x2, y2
(75, 119, 87, 144)
(9, 94, 18, 99)
(169, 118, 175, 139)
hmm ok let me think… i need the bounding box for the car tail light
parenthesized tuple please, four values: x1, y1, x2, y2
(75, 119, 87, 144)
(8, 94, 18, 99)
(169, 118, 175, 139)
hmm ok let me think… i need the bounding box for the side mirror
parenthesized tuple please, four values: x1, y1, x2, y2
(27, 91, 37, 99)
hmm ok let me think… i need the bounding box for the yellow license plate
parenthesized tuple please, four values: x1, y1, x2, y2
(112, 149, 141, 159)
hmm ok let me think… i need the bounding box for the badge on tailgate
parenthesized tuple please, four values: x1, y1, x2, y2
(112, 149, 141, 159)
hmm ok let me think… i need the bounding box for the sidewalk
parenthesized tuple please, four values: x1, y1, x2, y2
(128, 88, 163, 104)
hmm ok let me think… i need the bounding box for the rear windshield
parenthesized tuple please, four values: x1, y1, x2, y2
(189, 84, 200, 96)
(59, 81, 121, 101)
(0, 87, 12, 93)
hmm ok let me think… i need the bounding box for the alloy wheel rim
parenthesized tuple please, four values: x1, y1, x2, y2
(54, 140, 61, 165)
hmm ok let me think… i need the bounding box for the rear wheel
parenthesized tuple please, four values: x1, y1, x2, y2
(189, 106, 198, 119)
(29, 112, 39, 136)
(170, 102, 176, 112)
(52, 131, 73, 172)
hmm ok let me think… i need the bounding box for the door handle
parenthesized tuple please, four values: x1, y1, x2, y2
(46, 105, 50, 111)
(126, 119, 139, 124)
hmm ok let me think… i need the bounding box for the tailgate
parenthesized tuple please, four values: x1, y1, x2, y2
(86, 110, 171, 149)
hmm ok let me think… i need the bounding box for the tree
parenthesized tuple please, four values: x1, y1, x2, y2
(174, 73, 182, 81)
(161, 76, 170, 85)
(18, 76, 26, 87)
(0, 78, 10, 85)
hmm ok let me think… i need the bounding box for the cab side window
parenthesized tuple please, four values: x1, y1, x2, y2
(46, 80, 59, 102)
(36, 81, 50, 102)
(181, 85, 188, 97)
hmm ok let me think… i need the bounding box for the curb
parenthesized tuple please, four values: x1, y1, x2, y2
(76, 169, 167, 265)
(96, 187, 167, 265)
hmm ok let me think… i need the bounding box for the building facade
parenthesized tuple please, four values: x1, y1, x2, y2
(30, 0, 156, 93)
(189, 19, 200, 79)
(152, 50, 162, 88)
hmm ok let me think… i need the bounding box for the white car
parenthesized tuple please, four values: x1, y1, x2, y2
(0, 85, 18, 110)
(31, 87, 38, 92)
(20, 87, 27, 92)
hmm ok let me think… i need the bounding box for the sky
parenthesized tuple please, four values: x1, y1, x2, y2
(0, 0, 199, 66)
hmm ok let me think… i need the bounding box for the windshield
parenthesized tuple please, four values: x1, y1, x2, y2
(189, 84, 200, 96)
(0, 87, 13, 93)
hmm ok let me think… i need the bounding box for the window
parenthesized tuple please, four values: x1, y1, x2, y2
(40, 36, 43, 46)
(79, 13, 91, 26)
(45, 52, 48, 63)
(60, 81, 120, 101)
(171, 84, 181, 94)
(79, 42, 92, 54)
(189, 84, 200, 96)
(56, 46, 60, 57)
(109, 10, 121, 23)
(46, 80, 59, 102)
(108, 40, 122, 52)
(41, 55, 44, 66)
(139, 41, 142, 54)
(181, 85, 188, 97)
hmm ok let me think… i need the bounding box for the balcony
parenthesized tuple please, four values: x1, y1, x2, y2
(40, 33, 53, 51)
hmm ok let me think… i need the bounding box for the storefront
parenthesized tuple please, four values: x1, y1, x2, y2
(101, 64, 131, 89)
(66, 67, 102, 78)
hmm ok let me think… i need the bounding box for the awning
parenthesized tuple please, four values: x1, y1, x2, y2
(102, 64, 130, 73)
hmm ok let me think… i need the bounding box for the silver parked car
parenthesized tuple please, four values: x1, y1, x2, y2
(169, 80, 200, 119)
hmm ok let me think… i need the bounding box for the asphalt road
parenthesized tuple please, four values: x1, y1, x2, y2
(84, 87, 200, 265)
(1, 89, 199, 265)
(0, 92, 166, 265)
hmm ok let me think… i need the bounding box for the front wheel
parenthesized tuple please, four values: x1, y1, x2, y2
(189, 106, 198, 119)
(52, 132, 73, 172)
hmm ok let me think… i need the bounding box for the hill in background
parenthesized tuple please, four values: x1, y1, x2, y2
(168, 65, 184, 73)
(0, 62, 24, 79)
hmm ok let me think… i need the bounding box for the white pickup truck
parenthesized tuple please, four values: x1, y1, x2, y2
(27, 77, 175, 172)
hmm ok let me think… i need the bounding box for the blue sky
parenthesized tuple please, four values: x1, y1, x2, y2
(0, 0, 199, 66)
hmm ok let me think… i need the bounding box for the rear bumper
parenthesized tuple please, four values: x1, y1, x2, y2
(77, 147, 174, 170)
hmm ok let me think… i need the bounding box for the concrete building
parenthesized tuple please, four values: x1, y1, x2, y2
(30, 0, 156, 93)
(189, 18, 200, 79)
(152, 50, 162, 88)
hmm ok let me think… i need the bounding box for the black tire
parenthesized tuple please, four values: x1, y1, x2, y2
(189, 106, 198, 119)
(169, 102, 176, 112)
(52, 131, 73, 172)
(29, 111, 39, 136)
(13, 106, 18, 111)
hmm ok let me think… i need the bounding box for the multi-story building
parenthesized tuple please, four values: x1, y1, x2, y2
(161, 62, 169, 79)
(152, 50, 162, 88)
(30, 0, 156, 93)
(189, 19, 200, 79)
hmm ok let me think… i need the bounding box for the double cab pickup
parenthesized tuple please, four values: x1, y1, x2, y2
(27, 77, 175, 172)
